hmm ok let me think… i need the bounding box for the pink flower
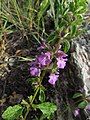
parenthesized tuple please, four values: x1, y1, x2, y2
(78, 88, 85, 93)
(37, 45, 45, 50)
(36, 52, 51, 66)
(37, 39, 46, 50)
(42, 39, 46, 46)
(56, 57, 67, 69)
(58, 50, 68, 57)
(29, 61, 41, 76)
(30, 67, 41, 76)
(86, 105, 90, 111)
(48, 72, 59, 85)
(56, 50, 68, 69)
(73, 108, 80, 117)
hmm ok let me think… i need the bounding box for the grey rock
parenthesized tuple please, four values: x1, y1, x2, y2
(49, 28, 90, 120)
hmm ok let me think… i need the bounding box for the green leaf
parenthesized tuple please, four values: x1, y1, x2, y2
(74, 14, 84, 25)
(63, 8, 69, 16)
(88, 90, 90, 94)
(26, 77, 38, 84)
(28, 95, 33, 103)
(52, 65, 58, 73)
(36, 102, 57, 119)
(21, 99, 29, 107)
(32, 34, 41, 44)
(69, 2, 75, 12)
(38, 0, 49, 20)
(59, 20, 68, 28)
(46, 33, 58, 43)
(2, 105, 23, 120)
(75, 6, 84, 13)
(72, 93, 83, 99)
(78, 101, 88, 109)
(63, 40, 70, 53)
(40, 0, 48, 10)
(39, 89, 45, 103)
(71, 25, 77, 36)
(49, 0, 55, 18)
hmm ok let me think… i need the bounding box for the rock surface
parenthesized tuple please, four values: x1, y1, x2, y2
(48, 29, 90, 120)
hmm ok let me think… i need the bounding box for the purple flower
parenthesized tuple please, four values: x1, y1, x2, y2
(73, 108, 80, 117)
(48, 72, 59, 85)
(58, 50, 68, 57)
(37, 39, 46, 50)
(30, 67, 41, 76)
(37, 45, 45, 50)
(42, 39, 46, 46)
(57, 57, 67, 69)
(78, 88, 85, 93)
(29, 61, 41, 76)
(86, 105, 90, 111)
(56, 50, 68, 69)
(72, 16, 76, 21)
(36, 52, 51, 66)
(61, 32, 65, 37)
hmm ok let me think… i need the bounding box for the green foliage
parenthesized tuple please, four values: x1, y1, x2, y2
(39, 88, 46, 103)
(0, 0, 88, 44)
(46, 33, 58, 43)
(78, 100, 88, 109)
(71, 25, 77, 36)
(32, 34, 41, 45)
(38, 0, 49, 21)
(49, 0, 55, 18)
(72, 93, 83, 99)
(2, 105, 23, 120)
(36, 102, 57, 119)
(52, 65, 58, 73)
(63, 40, 70, 53)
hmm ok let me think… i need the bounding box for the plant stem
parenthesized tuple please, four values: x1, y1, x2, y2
(31, 87, 40, 105)
(59, 96, 90, 117)
(23, 87, 40, 120)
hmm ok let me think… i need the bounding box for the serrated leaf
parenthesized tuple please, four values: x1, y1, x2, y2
(78, 101, 87, 109)
(36, 102, 57, 119)
(72, 93, 83, 99)
(63, 40, 70, 53)
(71, 25, 77, 36)
(2, 105, 23, 120)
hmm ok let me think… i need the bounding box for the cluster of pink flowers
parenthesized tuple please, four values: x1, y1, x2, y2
(30, 52, 51, 76)
(30, 40, 68, 85)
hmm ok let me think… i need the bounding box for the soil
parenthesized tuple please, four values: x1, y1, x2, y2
(0, 31, 41, 119)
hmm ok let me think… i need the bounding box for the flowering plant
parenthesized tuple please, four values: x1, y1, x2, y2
(2, 0, 90, 120)
(30, 40, 68, 85)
